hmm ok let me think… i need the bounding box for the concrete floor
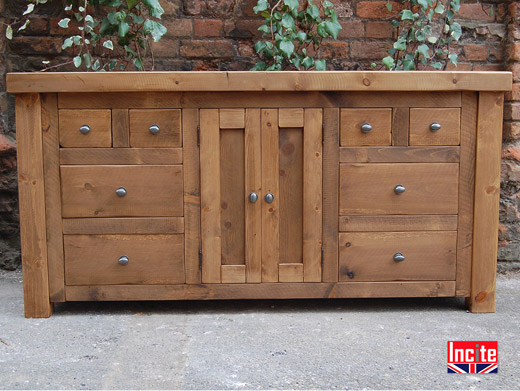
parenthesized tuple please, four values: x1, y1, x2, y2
(1, 269, 519, 390)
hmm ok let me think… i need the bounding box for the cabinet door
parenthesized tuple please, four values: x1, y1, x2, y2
(200, 109, 262, 283)
(200, 108, 323, 284)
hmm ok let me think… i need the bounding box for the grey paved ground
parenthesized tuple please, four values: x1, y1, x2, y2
(0, 269, 519, 390)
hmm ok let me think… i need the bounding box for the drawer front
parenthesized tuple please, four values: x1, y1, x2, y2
(339, 163, 459, 215)
(410, 108, 461, 146)
(340, 108, 392, 146)
(339, 231, 457, 281)
(59, 109, 112, 147)
(64, 234, 184, 285)
(61, 165, 183, 217)
(129, 109, 182, 147)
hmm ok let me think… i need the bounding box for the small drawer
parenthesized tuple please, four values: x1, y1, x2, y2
(410, 108, 461, 145)
(339, 163, 459, 215)
(59, 109, 112, 147)
(340, 108, 392, 146)
(338, 231, 457, 282)
(129, 109, 182, 147)
(64, 234, 184, 285)
(61, 165, 183, 217)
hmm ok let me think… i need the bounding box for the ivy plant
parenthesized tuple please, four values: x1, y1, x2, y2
(251, 0, 342, 71)
(3, 0, 167, 71)
(377, 0, 462, 70)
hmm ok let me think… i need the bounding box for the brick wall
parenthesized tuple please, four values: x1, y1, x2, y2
(0, 0, 518, 269)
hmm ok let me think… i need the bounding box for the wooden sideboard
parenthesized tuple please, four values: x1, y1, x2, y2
(7, 71, 511, 317)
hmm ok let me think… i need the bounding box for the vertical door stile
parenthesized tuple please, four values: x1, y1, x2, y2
(245, 109, 262, 283)
(200, 109, 222, 283)
(261, 109, 280, 282)
(303, 108, 323, 282)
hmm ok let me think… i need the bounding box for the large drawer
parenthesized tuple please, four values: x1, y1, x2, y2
(338, 231, 457, 282)
(339, 163, 459, 215)
(64, 234, 184, 285)
(61, 165, 183, 217)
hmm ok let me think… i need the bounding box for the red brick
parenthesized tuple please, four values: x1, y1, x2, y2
(194, 19, 223, 37)
(20, 17, 49, 35)
(350, 41, 391, 59)
(509, 64, 520, 82)
(320, 42, 349, 59)
(162, 0, 182, 16)
(503, 122, 520, 141)
(506, 43, 520, 62)
(151, 39, 180, 58)
(180, 40, 234, 58)
(446, 62, 472, 71)
(463, 44, 488, 61)
(162, 19, 193, 38)
(356, 2, 403, 19)
(206, 0, 235, 17)
(502, 144, 520, 161)
(231, 20, 264, 39)
(238, 41, 255, 57)
(472, 64, 504, 71)
(365, 22, 393, 39)
(489, 46, 503, 62)
(504, 102, 520, 121)
(185, 0, 204, 15)
(0, 134, 16, 155)
(49, 17, 80, 36)
(338, 21, 364, 39)
(505, 83, 520, 101)
(458, 3, 495, 22)
(8, 37, 63, 55)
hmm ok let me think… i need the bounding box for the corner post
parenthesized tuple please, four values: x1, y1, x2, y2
(16, 93, 53, 318)
(467, 92, 504, 313)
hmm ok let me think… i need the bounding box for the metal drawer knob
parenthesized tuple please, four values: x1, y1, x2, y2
(430, 122, 441, 132)
(265, 193, 274, 204)
(361, 123, 372, 133)
(249, 192, 258, 203)
(149, 124, 160, 135)
(118, 255, 129, 265)
(115, 187, 127, 197)
(394, 184, 406, 194)
(79, 125, 91, 134)
(393, 252, 405, 262)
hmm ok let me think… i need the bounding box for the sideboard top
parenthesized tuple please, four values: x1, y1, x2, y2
(7, 71, 512, 93)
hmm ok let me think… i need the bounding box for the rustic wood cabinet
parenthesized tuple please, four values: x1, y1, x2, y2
(7, 71, 511, 317)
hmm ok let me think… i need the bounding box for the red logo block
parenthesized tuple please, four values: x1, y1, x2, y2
(447, 341, 498, 373)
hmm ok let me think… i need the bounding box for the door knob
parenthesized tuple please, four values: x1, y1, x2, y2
(118, 255, 129, 265)
(430, 122, 441, 132)
(149, 124, 160, 135)
(394, 184, 406, 194)
(265, 193, 274, 204)
(115, 187, 127, 197)
(361, 123, 372, 133)
(79, 125, 91, 134)
(393, 252, 405, 262)
(248, 192, 258, 203)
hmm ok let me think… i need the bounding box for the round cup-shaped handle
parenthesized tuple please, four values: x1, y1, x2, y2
(249, 192, 258, 203)
(115, 187, 127, 197)
(149, 124, 160, 135)
(394, 184, 406, 194)
(361, 123, 373, 133)
(79, 125, 91, 134)
(265, 193, 274, 204)
(430, 122, 441, 132)
(118, 255, 129, 265)
(393, 252, 405, 262)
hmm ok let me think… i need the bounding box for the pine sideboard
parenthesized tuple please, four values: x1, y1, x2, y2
(7, 71, 512, 318)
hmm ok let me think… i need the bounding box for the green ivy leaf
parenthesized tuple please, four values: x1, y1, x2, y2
(283, 0, 298, 12)
(386, 2, 392, 12)
(307, 5, 320, 19)
(448, 52, 458, 65)
(401, 10, 415, 21)
(281, 13, 295, 30)
(315, 59, 326, 70)
(18, 20, 30, 32)
(62, 37, 74, 49)
(58, 18, 71, 28)
(134, 58, 143, 70)
(302, 56, 313, 69)
(253, 0, 269, 14)
(450, 22, 461, 40)
(5, 25, 13, 40)
(118, 21, 130, 37)
(427, 36, 438, 44)
(324, 20, 342, 40)
(296, 31, 307, 42)
(431, 62, 442, 70)
(83, 53, 92, 68)
(434, 4, 445, 14)
(254, 40, 267, 54)
(258, 24, 269, 33)
(23, 4, 35, 15)
(417, 43, 430, 58)
(393, 38, 406, 51)
(73, 55, 82, 68)
(142, 0, 165, 18)
(418, 0, 428, 10)
(382, 56, 395, 69)
(126, 0, 139, 9)
(144, 19, 167, 41)
(103, 40, 114, 50)
(317, 23, 328, 38)
(279, 39, 294, 57)
(251, 61, 267, 71)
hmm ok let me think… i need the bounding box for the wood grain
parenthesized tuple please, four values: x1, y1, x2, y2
(60, 148, 182, 165)
(61, 165, 183, 217)
(261, 109, 280, 282)
(221, 265, 246, 283)
(392, 107, 409, 146)
(183, 109, 201, 284)
(112, 109, 129, 147)
(129, 109, 182, 147)
(339, 163, 459, 215)
(322, 108, 339, 283)
(65, 281, 456, 301)
(467, 92, 504, 313)
(63, 217, 184, 234)
(409, 108, 461, 146)
(220, 109, 245, 129)
(200, 109, 222, 283)
(340, 146, 460, 163)
(339, 215, 458, 232)
(303, 108, 323, 282)
(64, 234, 184, 285)
(279, 108, 304, 128)
(59, 109, 112, 148)
(16, 94, 53, 318)
(41, 94, 65, 302)
(340, 108, 392, 146)
(339, 231, 457, 282)
(279, 263, 304, 282)
(8, 71, 512, 93)
(456, 93, 477, 296)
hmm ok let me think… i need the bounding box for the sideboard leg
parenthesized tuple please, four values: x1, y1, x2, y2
(16, 94, 53, 318)
(466, 92, 504, 313)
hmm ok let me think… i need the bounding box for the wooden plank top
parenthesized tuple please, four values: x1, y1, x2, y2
(7, 71, 512, 93)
